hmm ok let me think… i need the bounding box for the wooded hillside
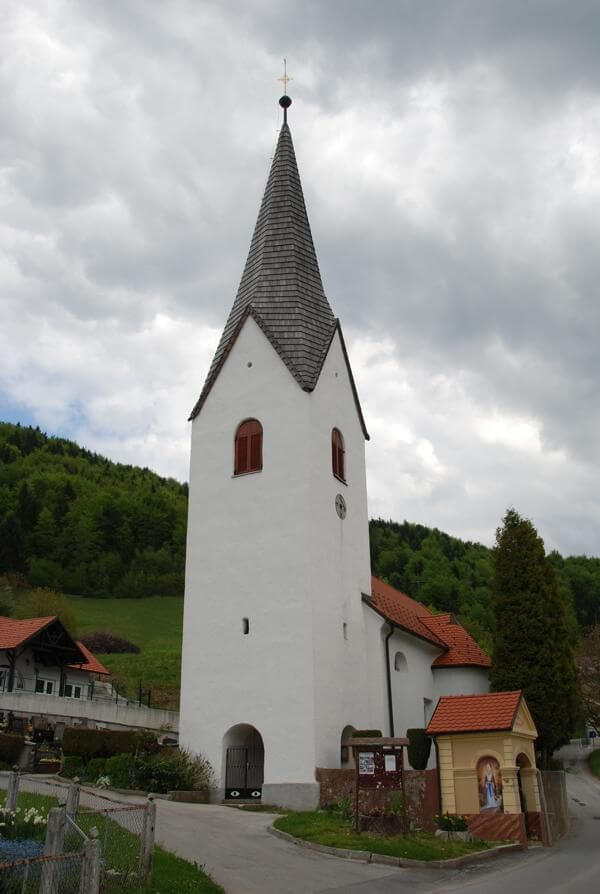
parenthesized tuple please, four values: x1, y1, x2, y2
(0, 422, 187, 598)
(1, 422, 599, 651)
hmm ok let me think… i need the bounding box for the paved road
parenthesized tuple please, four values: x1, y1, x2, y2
(153, 760, 600, 894)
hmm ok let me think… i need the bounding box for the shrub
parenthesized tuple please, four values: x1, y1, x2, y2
(351, 730, 382, 738)
(13, 588, 77, 635)
(62, 728, 137, 761)
(85, 758, 106, 781)
(105, 753, 136, 789)
(435, 812, 468, 832)
(61, 756, 85, 779)
(80, 632, 140, 654)
(0, 733, 24, 765)
(406, 728, 432, 770)
(135, 748, 213, 794)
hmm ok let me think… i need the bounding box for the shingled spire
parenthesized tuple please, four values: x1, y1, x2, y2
(189, 99, 338, 420)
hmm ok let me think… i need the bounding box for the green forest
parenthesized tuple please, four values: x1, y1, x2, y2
(0, 422, 187, 598)
(1, 422, 600, 652)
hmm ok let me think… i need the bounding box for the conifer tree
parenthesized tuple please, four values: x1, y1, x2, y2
(490, 508, 579, 765)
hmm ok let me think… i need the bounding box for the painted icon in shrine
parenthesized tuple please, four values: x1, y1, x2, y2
(477, 756, 503, 811)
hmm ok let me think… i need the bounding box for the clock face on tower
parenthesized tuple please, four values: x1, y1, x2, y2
(335, 493, 347, 519)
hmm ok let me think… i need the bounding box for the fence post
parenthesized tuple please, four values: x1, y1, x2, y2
(67, 777, 81, 820)
(6, 766, 19, 812)
(139, 796, 156, 882)
(40, 806, 66, 894)
(79, 837, 101, 894)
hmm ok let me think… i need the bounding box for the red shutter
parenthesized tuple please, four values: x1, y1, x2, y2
(250, 433, 261, 471)
(236, 435, 248, 474)
(337, 445, 345, 481)
(332, 441, 338, 476)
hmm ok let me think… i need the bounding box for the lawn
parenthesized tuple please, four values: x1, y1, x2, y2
(588, 749, 600, 779)
(274, 811, 492, 861)
(66, 595, 183, 709)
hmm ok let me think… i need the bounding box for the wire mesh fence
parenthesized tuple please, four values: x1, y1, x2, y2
(0, 851, 83, 894)
(0, 772, 154, 891)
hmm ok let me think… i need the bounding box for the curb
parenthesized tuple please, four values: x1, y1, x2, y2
(268, 825, 523, 869)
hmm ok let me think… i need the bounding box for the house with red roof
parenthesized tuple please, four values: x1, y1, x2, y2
(0, 615, 109, 704)
(346, 576, 490, 766)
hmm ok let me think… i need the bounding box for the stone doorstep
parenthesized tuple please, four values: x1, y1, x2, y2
(268, 825, 524, 869)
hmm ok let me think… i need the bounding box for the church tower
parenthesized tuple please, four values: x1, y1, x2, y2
(180, 95, 374, 809)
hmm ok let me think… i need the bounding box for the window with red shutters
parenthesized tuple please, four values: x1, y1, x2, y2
(234, 419, 263, 475)
(332, 428, 345, 481)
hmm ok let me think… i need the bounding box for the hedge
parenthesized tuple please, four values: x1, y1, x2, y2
(0, 732, 24, 765)
(406, 728, 432, 770)
(62, 728, 138, 760)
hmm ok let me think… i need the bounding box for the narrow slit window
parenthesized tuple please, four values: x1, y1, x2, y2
(234, 419, 263, 475)
(242, 618, 250, 635)
(332, 428, 345, 481)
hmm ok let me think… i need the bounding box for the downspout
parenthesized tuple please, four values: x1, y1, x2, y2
(384, 622, 395, 737)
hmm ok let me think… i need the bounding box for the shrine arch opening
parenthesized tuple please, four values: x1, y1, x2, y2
(223, 723, 264, 801)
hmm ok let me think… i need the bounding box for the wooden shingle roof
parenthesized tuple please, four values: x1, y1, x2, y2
(189, 120, 368, 437)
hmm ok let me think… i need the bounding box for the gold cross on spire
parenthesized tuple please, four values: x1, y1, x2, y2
(278, 58, 293, 94)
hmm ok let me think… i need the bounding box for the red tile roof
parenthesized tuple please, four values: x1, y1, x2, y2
(0, 616, 56, 649)
(69, 641, 109, 676)
(426, 691, 522, 734)
(367, 577, 491, 669)
(421, 614, 491, 669)
(0, 616, 109, 675)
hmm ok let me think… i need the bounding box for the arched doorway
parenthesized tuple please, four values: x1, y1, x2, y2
(516, 752, 532, 815)
(223, 724, 264, 800)
(340, 725, 356, 768)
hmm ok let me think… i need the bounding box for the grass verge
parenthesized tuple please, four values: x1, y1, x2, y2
(588, 750, 600, 779)
(274, 811, 492, 861)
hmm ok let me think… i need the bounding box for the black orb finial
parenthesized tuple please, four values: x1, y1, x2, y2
(279, 94, 292, 123)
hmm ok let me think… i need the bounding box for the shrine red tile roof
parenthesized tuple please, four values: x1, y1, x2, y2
(426, 691, 523, 734)
(0, 615, 109, 675)
(366, 577, 491, 669)
(0, 616, 55, 649)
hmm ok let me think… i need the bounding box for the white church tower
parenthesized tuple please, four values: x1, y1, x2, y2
(180, 95, 375, 809)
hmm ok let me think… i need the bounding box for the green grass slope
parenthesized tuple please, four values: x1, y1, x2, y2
(67, 595, 183, 710)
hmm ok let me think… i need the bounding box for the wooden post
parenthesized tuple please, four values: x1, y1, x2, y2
(353, 750, 360, 834)
(79, 838, 101, 894)
(66, 778, 81, 820)
(40, 807, 66, 894)
(6, 766, 19, 812)
(139, 796, 157, 882)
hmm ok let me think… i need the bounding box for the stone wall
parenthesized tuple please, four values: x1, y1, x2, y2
(315, 767, 440, 831)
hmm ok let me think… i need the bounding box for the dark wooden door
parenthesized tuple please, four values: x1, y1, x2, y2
(225, 746, 264, 799)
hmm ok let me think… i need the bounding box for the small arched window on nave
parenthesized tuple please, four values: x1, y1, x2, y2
(332, 428, 345, 482)
(234, 419, 263, 475)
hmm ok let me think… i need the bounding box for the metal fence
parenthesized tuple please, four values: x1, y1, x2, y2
(0, 851, 85, 894)
(0, 772, 155, 892)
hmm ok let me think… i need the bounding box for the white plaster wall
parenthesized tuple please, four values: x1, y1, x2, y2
(181, 317, 320, 787)
(432, 666, 490, 703)
(307, 331, 374, 769)
(387, 630, 440, 736)
(180, 320, 375, 787)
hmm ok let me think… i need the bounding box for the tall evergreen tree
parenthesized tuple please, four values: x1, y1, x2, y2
(490, 508, 579, 765)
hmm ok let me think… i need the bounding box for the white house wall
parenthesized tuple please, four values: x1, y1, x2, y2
(1, 648, 93, 700)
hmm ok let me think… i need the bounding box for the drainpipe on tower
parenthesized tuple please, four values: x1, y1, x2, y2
(384, 622, 395, 737)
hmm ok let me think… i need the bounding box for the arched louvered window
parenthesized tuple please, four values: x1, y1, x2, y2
(332, 428, 345, 481)
(234, 419, 263, 475)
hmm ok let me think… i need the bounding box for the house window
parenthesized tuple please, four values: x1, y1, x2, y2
(64, 683, 82, 699)
(332, 428, 345, 481)
(35, 679, 54, 695)
(234, 419, 263, 475)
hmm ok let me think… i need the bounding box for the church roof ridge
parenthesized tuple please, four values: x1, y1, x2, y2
(189, 116, 367, 436)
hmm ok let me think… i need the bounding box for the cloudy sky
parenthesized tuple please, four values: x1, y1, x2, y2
(2, 1, 599, 555)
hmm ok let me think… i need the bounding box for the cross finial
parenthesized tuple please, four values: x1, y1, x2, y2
(278, 58, 293, 94)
